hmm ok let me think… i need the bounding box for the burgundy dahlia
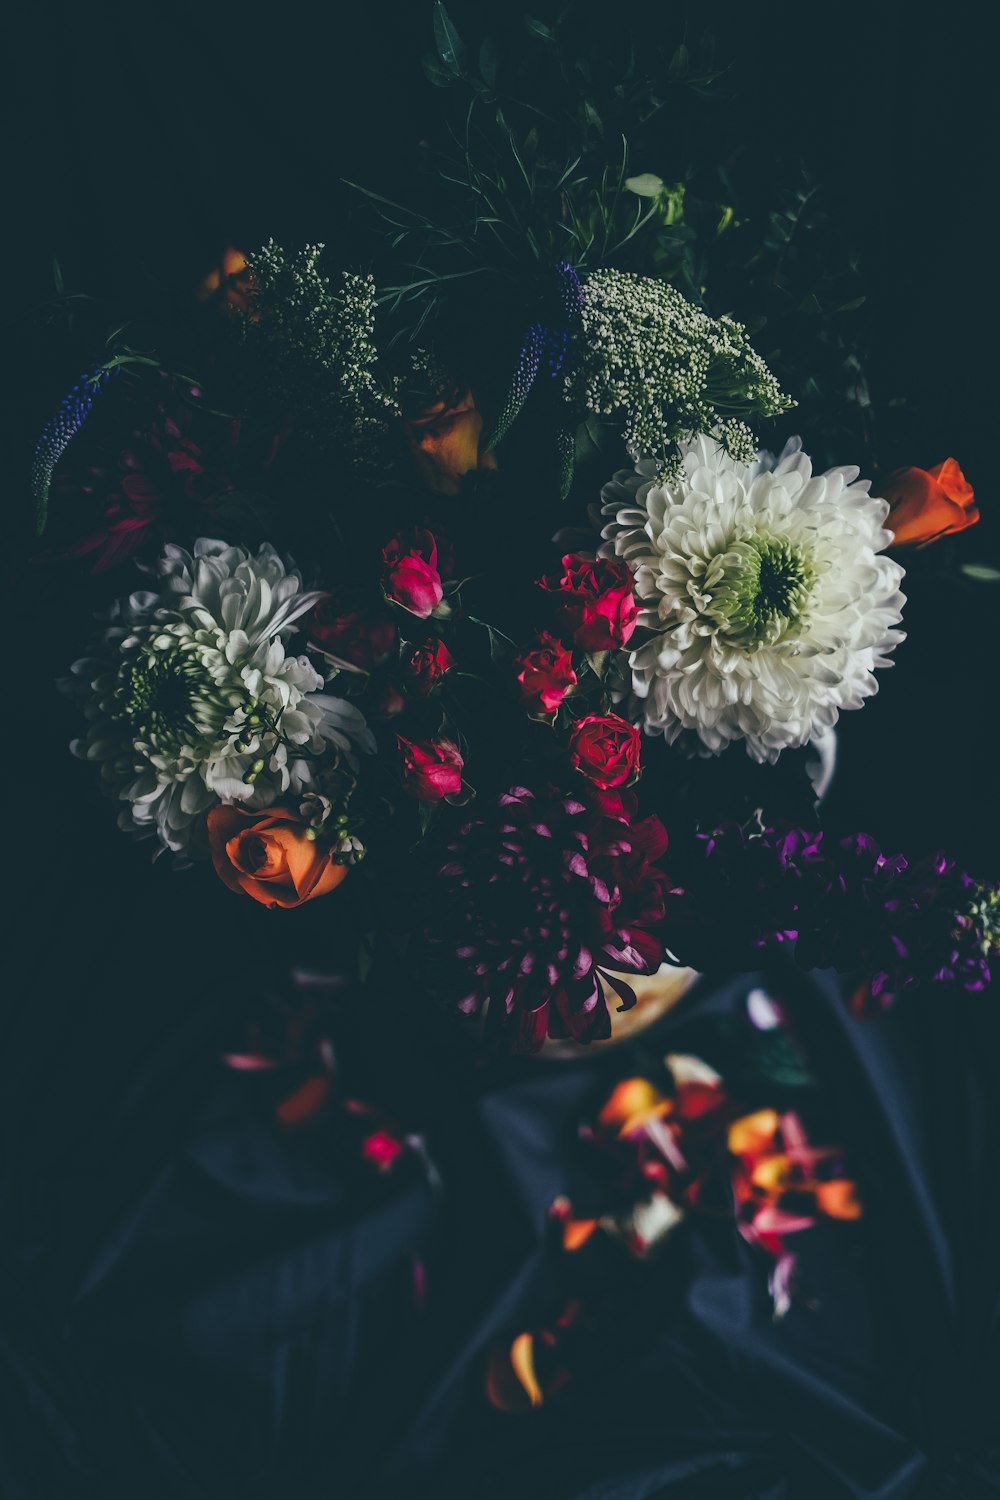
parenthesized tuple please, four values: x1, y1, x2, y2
(429, 786, 671, 1054)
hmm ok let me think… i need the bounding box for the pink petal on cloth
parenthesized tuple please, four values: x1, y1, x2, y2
(753, 1204, 816, 1236)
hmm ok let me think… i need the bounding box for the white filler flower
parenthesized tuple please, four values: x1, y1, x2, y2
(67, 539, 374, 857)
(600, 436, 906, 762)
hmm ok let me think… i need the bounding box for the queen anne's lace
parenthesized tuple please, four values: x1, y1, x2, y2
(66, 538, 373, 859)
(600, 436, 906, 762)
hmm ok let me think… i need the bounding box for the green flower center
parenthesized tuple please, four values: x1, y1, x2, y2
(115, 642, 239, 754)
(705, 536, 815, 650)
(963, 883, 1000, 958)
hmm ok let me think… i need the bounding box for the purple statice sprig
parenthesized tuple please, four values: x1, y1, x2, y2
(666, 819, 997, 1007)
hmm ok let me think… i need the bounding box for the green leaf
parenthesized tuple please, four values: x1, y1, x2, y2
(582, 99, 603, 135)
(961, 564, 1000, 581)
(667, 43, 689, 79)
(421, 51, 455, 87)
(468, 616, 517, 663)
(433, 2, 466, 74)
(837, 295, 866, 312)
(525, 15, 554, 40)
(624, 172, 665, 198)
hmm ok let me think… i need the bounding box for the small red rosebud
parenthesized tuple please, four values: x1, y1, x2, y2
(403, 638, 456, 696)
(398, 735, 464, 801)
(515, 632, 578, 714)
(568, 713, 641, 789)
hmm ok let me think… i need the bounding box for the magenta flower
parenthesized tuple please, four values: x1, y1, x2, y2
(428, 786, 671, 1053)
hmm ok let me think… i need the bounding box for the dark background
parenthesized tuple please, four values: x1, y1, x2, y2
(6, 0, 997, 868)
(1, 5, 998, 1498)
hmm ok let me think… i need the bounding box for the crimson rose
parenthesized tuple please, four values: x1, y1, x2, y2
(403, 638, 455, 696)
(515, 632, 578, 714)
(398, 735, 464, 800)
(310, 592, 396, 670)
(382, 528, 444, 617)
(538, 553, 638, 651)
(569, 713, 641, 789)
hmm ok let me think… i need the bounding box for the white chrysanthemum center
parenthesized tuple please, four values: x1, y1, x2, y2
(114, 632, 244, 757)
(690, 535, 815, 650)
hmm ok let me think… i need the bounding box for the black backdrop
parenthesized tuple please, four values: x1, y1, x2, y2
(2, 4, 999, 1498)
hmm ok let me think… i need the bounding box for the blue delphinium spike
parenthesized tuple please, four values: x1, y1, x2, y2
(486, 321, 543, 451)
(32, 365, 117, 535)
(556, 425, 575, 501)
(486, 263, 584, 490)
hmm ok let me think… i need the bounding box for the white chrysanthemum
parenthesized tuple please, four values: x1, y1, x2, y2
(600, 435, 906, 763)
(66, 538, 374, 858)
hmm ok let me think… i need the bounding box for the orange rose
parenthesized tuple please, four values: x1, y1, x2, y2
(207, 806, 349, 909)
(881, 458, 978, 547)
(402, 386, 497, 494)
(196, 244, 252, 312)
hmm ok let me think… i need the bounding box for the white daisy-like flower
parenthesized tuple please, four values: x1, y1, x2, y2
(600, 435, 906, 763)
(66, 538, 374, 858)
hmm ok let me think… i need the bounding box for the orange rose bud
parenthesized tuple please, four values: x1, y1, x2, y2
(207, 805, 350, 909)
(881, 458, 978, 547)
(402, 386, 497, 494)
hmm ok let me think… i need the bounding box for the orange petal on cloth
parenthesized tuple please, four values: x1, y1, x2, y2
(485, 1334, 547, 1412)
(749, 1153, 794, 1194)
(562, 1217, 600, 1252)
(275, 1075, 332, 1128)
(728, 1108, 781, 1160)
(815, 1178, 863, 1220)
(598, 1076, 672, 1138)
(882, 458, 978, 547)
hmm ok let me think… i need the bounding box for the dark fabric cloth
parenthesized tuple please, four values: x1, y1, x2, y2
(2, 959, 998, 1498)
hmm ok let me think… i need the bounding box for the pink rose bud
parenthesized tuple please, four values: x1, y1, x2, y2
(382, 527, 444, 618)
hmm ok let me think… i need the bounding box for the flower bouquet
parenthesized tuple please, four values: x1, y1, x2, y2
(33, 6, 996, 1056)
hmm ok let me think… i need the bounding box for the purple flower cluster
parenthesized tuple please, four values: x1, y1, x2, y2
(667, 822, 996, 1006)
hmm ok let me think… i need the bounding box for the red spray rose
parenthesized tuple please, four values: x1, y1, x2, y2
(538, 554, 638, 652)
(515, 632, 578, 714)
(382, 528, 444, 617)
(403, 638, 456, 696)
(398, 735, 464, 800)
(568, 714, 641, 789)
(310, 592, 396, 670)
